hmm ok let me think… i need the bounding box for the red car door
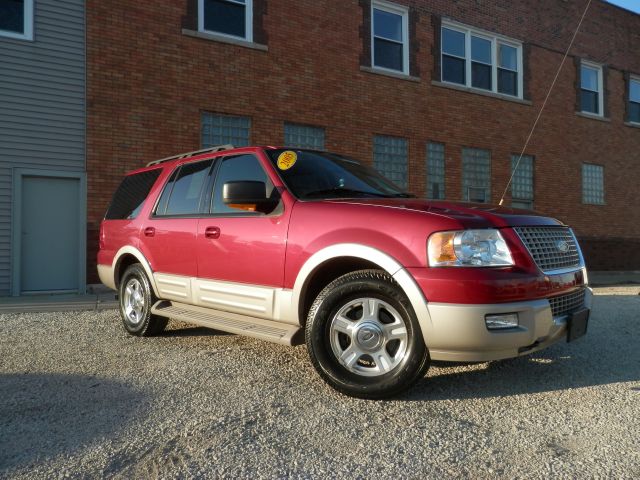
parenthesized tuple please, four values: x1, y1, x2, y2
(140, 158, 214, 300)
(195, 152, 291, 318)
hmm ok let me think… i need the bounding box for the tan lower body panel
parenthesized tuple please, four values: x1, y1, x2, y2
(151, 301, 302, 346)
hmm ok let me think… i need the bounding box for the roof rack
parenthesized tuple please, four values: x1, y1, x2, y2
(146, 144, 235, 167)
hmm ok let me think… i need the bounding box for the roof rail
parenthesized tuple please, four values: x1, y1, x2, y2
(146, 144, 235, 167)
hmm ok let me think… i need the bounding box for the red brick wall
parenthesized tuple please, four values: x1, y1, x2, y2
(86, 0, 640, 280)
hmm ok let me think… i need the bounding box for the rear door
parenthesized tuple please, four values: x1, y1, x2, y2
(141, 158, 214, 302)
(195, 153, 290, 319)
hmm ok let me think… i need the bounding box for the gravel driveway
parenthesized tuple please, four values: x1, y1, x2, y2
(1, 286, 639, 478)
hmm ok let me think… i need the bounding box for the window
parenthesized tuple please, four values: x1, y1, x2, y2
(156, 160, 213, 216)
(580, 62, 603, 116)
(441, 22, 522, 98)
(373, 135, 408, 189)
(510, 154, 534, 210)
(582, 164, 604, 205)
(372, 1, 409, 74)
(426, 143, 445, 200)
(0, 0, 33, 40)
(284, 123, 326, 150)
(211, 154, 273, 214)
(198, 0, 253, 41)
(202, 113, 251, 148)
(105, 170, 162, 220)
(629, 77, 640, 124)
(462, 148, 491, 203)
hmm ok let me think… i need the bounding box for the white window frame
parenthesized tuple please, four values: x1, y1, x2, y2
(441, 20, 524, 99)
(371, 0, 410, 75)
(0, 0, 34, 41)
(198, 0, 253, 43)
(629, 75, 640, 125)
(580, 61, 604, 117)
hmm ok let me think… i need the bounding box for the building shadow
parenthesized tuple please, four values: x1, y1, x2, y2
(402, 293, 640, 401)
(0, 373, 148, 473)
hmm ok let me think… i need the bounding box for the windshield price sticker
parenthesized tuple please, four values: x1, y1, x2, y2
(277, 151, 297, 170)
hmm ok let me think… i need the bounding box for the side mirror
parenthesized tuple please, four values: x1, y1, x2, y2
(223, 181, 278, 213)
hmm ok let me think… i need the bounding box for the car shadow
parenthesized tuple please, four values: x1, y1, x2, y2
(0, 373, 148, 474)
(161, 324, 233, 338)
(402, 293, 640, 401)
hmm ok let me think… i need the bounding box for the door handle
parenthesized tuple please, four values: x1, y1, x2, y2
(205, 226, 220, 239)
(144, 227, 155, 237)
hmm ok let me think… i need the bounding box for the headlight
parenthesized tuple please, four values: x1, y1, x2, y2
(428, 229, 514, 267)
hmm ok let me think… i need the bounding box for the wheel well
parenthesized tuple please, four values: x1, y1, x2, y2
(114, 254, 140, 288)
(299, 257, 383, 326)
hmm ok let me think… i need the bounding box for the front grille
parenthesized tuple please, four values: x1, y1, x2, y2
(549, 289, 586, 318)
(514, 226, 582, 273)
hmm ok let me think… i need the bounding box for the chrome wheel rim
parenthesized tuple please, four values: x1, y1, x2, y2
(329, 298, 408, 377)
(123, 278, 145, 325)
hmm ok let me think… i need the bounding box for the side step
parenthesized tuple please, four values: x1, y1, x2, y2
(151, 301, 302, 346)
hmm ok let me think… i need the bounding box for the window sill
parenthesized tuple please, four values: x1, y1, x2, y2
(582, 202, 606, 206)
(182, 29, 268, 52)
(575, 111, 610, 123)
(360, 66, 420, 83)
(625, 121, 640, 129)
(431, 81, 532, 106)
(0, 31, 33, 41)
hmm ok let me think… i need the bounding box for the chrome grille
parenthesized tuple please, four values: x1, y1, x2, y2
(514, 226, 582, 273)
(549, 289, 586, 318)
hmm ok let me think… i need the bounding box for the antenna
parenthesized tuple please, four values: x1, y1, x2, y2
(499, 0, 593, 206)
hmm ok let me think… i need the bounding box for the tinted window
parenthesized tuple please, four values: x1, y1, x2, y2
(203, 0, 246, 38)
(0, 0, 24, 33)
(156, 160, 213, 216)
(211, 154, 273, 214)
(105, 169, 161, 220)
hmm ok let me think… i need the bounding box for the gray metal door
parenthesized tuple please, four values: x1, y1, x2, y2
(20, 176, 80, 293)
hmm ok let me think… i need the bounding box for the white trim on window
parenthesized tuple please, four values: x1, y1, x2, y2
(371, 0, 410, 76)
(198, 0, 253, 43)
(0, 0, 34, 41)
(441, 19, 523, 99)
(580, 60, 604, 117)
(629, 75, 640, 125)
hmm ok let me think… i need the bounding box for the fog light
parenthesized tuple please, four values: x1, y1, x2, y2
(485, 313, 519, 330)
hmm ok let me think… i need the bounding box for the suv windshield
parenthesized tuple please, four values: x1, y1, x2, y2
(265, 149, 412, 200)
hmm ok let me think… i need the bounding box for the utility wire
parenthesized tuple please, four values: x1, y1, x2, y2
(499, 0, 593, 206)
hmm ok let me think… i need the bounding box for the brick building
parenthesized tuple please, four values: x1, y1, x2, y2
(8, 0, 640, 294)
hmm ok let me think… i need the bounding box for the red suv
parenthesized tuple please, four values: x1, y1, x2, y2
(98, 145, 591, 398)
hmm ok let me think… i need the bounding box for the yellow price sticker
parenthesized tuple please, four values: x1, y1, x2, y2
(277, 151, 298, 170)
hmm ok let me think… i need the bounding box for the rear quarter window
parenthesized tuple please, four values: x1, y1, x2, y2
(105, 169, 162, 220)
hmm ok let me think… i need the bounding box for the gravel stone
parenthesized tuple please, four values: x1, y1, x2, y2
(1, 286, 639, 478)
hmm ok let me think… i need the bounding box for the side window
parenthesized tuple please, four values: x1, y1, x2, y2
(211, 154, 273, 214)
(0, 0, 34, 40)
(105, 169, 162, 220)
(155, 159, 213, 216)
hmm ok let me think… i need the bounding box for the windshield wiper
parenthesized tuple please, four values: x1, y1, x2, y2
(303, 187, 392, 199)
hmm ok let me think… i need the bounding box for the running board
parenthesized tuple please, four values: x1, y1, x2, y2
(151, 301, 302, 346)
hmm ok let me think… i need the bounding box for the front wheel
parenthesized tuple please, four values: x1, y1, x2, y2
(305, 270, 430, 399)
(118, 264, 168, 336)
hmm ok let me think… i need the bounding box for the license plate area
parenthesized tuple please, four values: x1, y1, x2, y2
(567, 308, 589, 342)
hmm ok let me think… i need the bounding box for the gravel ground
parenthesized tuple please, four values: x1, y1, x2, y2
(1, 286, 639, 479)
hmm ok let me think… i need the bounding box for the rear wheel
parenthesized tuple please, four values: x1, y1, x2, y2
(119, 264, 167, 336)
(305, 270, 430, 399)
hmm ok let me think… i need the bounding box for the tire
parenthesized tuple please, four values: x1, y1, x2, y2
(118, 264, 168, 336)
(305, 269, 430, 399)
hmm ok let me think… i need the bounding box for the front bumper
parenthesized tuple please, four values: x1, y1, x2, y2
(423, 287, 593, 362)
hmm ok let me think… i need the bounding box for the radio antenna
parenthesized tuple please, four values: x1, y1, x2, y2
(498, 0, 593, 206)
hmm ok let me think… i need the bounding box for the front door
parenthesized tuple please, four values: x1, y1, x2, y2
(20, 175, 81, 293)
(196, 153, 290, 319)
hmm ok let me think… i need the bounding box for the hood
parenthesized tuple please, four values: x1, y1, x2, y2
(325, 198, 564, 229)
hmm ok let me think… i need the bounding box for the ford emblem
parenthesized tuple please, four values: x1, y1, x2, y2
(556, 240, 570, 253)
